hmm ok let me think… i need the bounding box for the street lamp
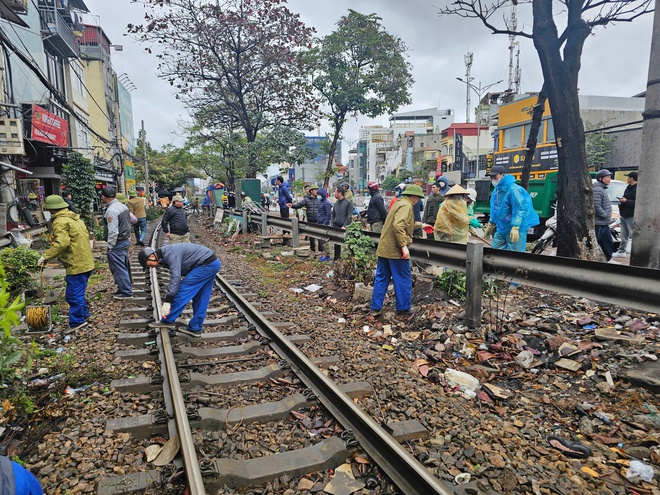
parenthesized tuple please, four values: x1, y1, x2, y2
(456, 77, 503, 176)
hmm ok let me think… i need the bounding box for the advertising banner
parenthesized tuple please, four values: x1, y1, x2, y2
(32, 105, 68, 147)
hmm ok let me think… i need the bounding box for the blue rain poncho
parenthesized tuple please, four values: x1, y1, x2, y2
(489, 174, 539, 235)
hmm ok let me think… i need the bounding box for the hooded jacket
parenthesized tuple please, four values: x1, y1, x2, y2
(43, 209, 94, 275)
(317, 188, 332, 225)
(277, 182, 292, 207)
(489, 174, 539, 234)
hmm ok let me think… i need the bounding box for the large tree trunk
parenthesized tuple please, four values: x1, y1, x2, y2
(533, 0, 601, 260)
(245, 127, 258, 178)
(323, 115, 344, 188)
(521, 87, 547, 191)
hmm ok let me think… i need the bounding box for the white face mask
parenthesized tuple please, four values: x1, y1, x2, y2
(491, 178, 501, 187)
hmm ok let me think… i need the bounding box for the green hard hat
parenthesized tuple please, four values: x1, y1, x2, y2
(401, 184, 425, 197)
(128, 190, 137, 197)
(44, 194, 69, 210)
(116, 193, 127, 204)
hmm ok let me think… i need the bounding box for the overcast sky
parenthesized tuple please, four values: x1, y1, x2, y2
(82, 0, 654, 163)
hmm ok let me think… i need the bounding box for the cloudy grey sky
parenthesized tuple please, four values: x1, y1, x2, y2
(82, 0, 654, 162)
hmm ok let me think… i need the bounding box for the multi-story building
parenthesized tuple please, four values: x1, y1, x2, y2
(0, 0, 136, 235)
(288, 136, 341, 188)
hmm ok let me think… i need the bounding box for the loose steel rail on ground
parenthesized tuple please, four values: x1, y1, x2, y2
(260, 215, 660, 318)
(145, 224, 452, 495)
(147, 225, 207, 495)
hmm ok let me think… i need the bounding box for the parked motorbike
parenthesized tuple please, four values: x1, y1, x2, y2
(532, 209, 620, 255)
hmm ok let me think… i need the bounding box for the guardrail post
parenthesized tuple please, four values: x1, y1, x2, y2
(261, 213, 268, 236)
(291, 217, 300, 248)
(466, 240, 484, 328)
(242, 210, 248, 233)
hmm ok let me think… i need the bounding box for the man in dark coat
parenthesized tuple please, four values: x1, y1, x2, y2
(288, 185, 321, 253)
(365, 181, 388, 233)
(613, 171, 637, 257)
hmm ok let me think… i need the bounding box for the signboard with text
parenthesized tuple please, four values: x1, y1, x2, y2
(31, 105, 68, 147)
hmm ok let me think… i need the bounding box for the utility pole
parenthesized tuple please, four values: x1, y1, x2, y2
(463, 53, 473, 122)
(630, 0, 660, 269)
(141, 120, 150, 206)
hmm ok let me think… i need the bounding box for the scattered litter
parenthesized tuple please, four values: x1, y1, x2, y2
(454, 473, 471, 484)
(289, 288, 304, 294)
(515, 350, 534, 369)
(444, 369, 479, 393)
(626, 460, 654, 482)
(64, 382, 98, 395)
(304, 284, 323, 292)
(337, 318, 346, 324)
(547, 435, 591, 458)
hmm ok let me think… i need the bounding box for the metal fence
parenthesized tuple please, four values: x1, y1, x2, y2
(255, 213, 660, 322)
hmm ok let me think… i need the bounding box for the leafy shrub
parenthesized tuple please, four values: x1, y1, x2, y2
(0, 260, 25, 382)
(146, 207, 164, 221)
(0, 246, 40, 295)
(62, 152, 97, 231)
(435, 269, 467, 300)
(338, 222, 376, 284)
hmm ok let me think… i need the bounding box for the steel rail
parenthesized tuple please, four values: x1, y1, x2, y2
(147, 227, 207, 495)
(214, 274, 453, 495)
(265, 216, 660, 314)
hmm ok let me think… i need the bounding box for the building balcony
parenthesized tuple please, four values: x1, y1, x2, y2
(39, 6, 79, 58)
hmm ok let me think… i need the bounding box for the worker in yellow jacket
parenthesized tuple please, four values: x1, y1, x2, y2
(38, 195, 95, 331)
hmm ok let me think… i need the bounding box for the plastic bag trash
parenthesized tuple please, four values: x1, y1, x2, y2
(454, 473, 471, 484)
(444, 369, 480, 393)
(626, 460, 654, 482)
(515, 350, 534, 369)
(583, 324, 597, 330)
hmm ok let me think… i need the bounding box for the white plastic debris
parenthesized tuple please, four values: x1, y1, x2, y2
(515, 350, 534, 369)
(626, 460, 654, 482)
(444, 369, 480, 393)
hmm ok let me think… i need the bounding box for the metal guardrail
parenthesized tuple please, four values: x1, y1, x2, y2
(261, 214, 660, 315)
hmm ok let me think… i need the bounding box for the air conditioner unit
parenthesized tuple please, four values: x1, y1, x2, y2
(3, 0, 28, 13)
(0, 118, 25, 156)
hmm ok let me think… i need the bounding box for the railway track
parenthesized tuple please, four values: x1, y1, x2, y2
(98, 226, 454, 495)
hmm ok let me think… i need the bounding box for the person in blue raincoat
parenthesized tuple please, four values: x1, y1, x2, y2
(483, 166, 539, 251)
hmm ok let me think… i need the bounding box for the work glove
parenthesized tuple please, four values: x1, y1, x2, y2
(160, 302, 171, 318)
(469, 218, 482, 229)
(37, 256, 47, 267)
(483, 223, 496, 240)
(401, 246, 410, 260)
(509, 226, 520, 243)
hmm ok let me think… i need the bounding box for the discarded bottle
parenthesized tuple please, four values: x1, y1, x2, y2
(626, 460, 654, 482)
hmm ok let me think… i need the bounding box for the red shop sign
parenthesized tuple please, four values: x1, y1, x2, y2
(32, 105, 69, 147)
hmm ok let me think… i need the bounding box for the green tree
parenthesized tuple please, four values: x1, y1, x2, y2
(129, 0, 318, 177)
(439, 1, 652, 260)
(308, 10, 414, 188)
(585, 122, 616, 170)
(381, 174, 400, 191)
(134, 140, 200, 193)
(62, 152, 96, 230)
